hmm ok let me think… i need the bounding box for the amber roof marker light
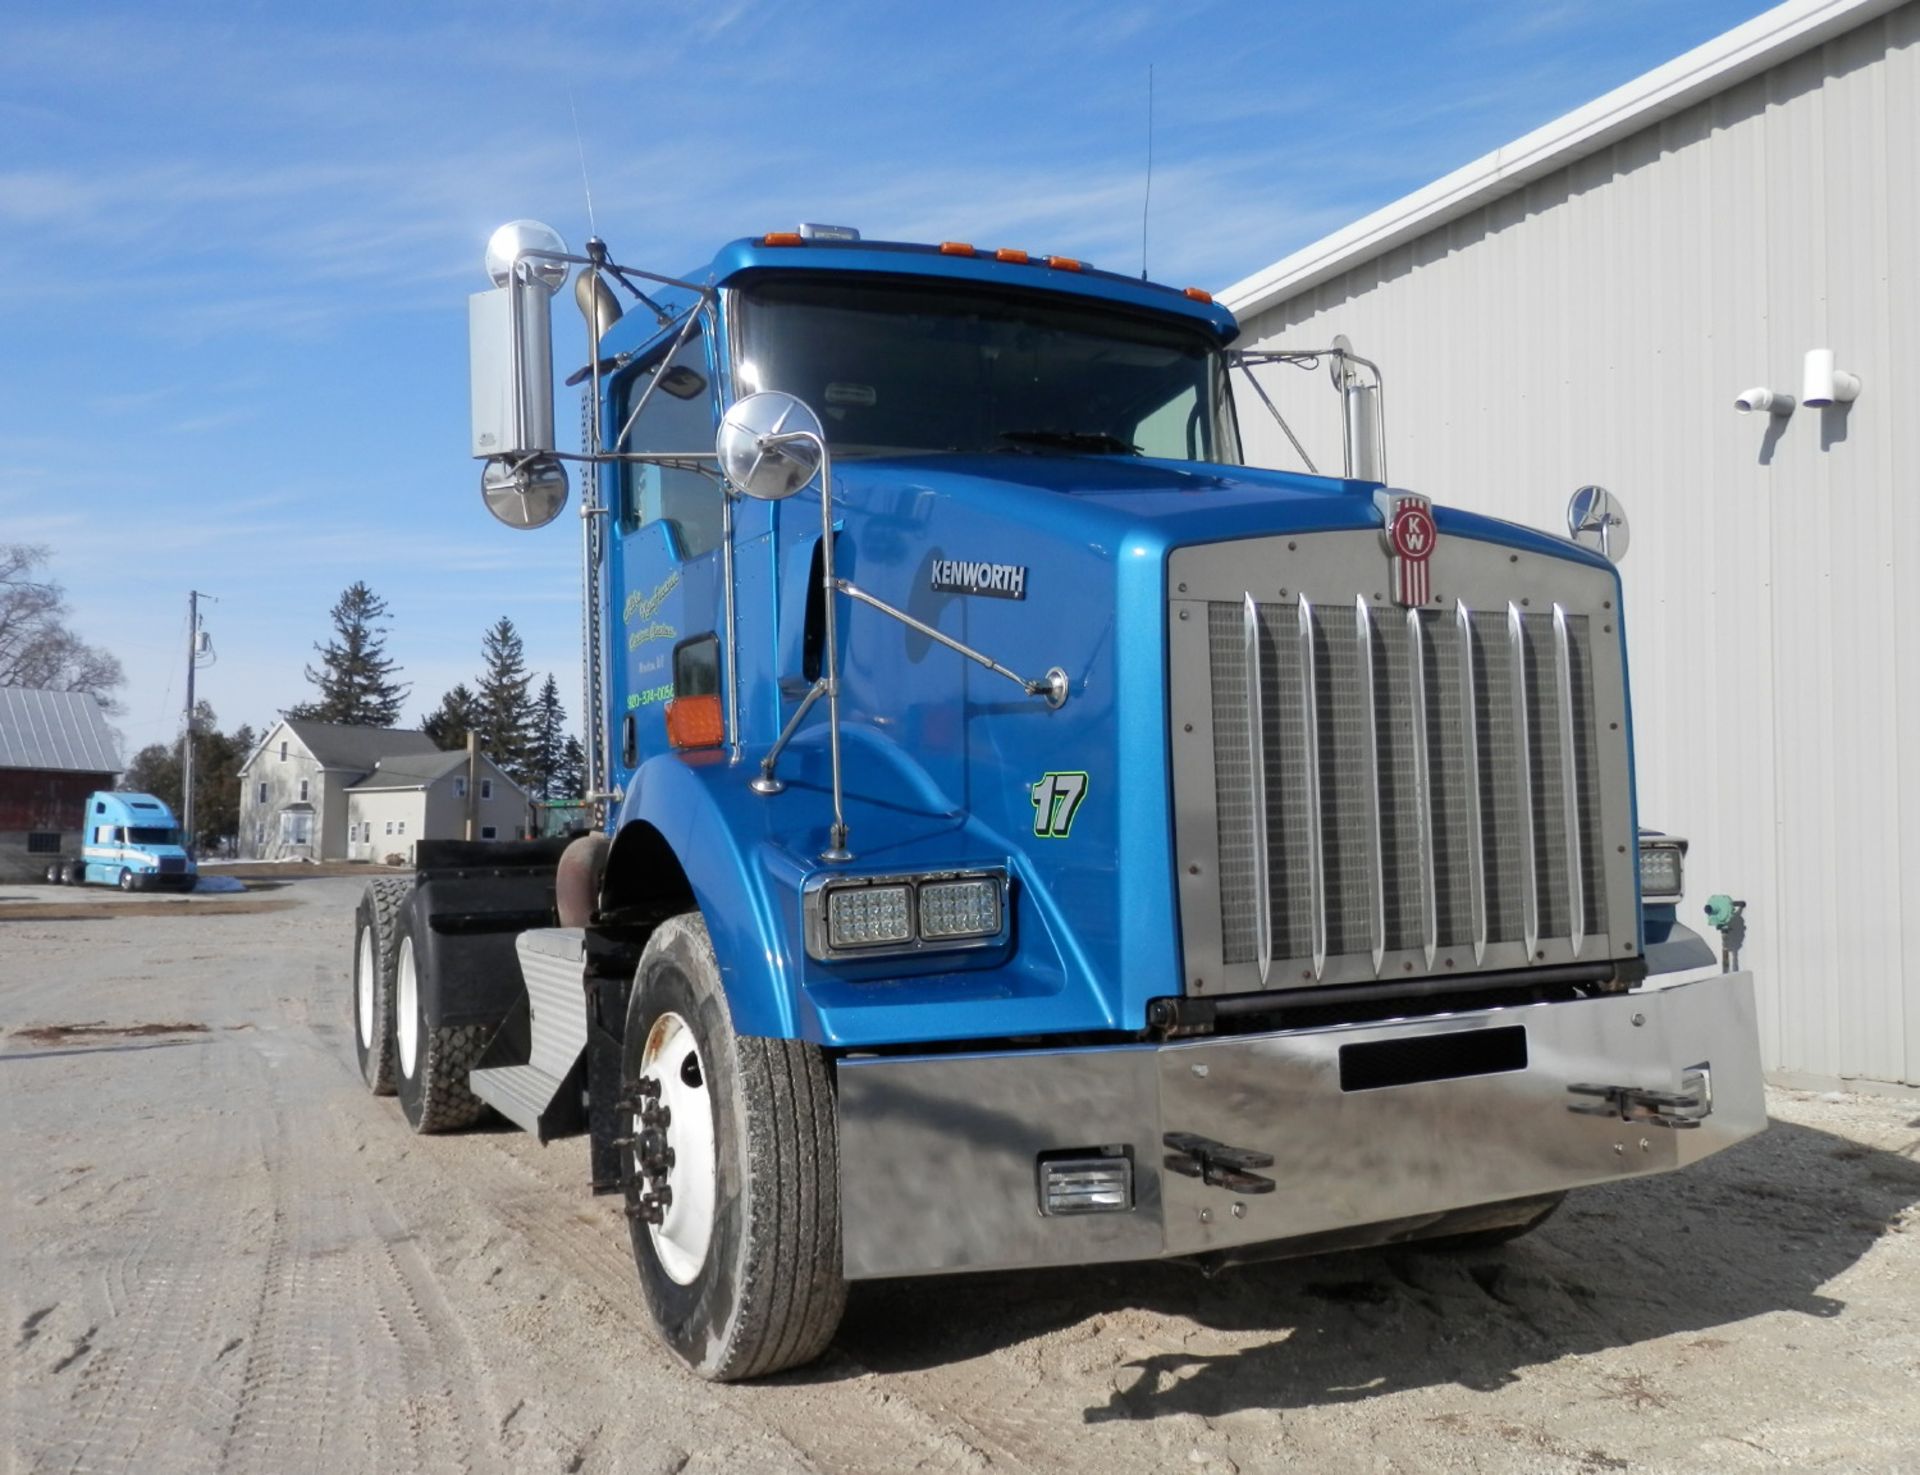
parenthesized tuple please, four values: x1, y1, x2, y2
(994, 248, 1030, 264)
(762, 231, 804, 247)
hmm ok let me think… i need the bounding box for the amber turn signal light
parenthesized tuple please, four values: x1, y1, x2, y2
(664, 694, 725, 749)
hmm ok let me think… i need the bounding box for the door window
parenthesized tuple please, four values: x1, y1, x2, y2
(618, 332, 723, 560)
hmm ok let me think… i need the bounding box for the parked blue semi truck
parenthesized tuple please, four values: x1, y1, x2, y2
(348, 220, 1765, 1381)
(44, 791, 197, 891)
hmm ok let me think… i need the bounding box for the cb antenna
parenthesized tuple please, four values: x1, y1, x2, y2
(569, 88, 597, 238)
(1140, 64, 1153, 281)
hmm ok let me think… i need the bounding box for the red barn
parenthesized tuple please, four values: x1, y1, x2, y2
(0, 688, 122, 883)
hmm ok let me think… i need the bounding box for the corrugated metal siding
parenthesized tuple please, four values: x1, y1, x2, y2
(0, 687, 123, 774)
(1230, 3, 1919, 1086)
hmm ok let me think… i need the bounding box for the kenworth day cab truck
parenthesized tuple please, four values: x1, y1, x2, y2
(44, 790, 197, 891)
(347, 218, 1764, 1381)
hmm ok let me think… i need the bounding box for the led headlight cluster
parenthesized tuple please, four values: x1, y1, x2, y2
(807, 869, 1008, 961)
(1638, 838, 1686, 901)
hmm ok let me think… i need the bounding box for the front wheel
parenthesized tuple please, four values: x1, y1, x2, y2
(118, 868, 137, 893)
(622, 912, 846, 1381)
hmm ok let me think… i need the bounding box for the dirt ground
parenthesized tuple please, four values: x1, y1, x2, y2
(4, 878, 1918, 1475)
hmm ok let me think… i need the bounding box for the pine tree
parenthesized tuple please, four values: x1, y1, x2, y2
(555, 735, 586, 802)
(291, 582, 407, 726)
(474, 617, 536, 783)
(527, 675, 567, 800)
(421, 682, 481, 750)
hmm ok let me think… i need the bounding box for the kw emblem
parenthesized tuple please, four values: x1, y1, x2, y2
(1375, 489, 1436, 606)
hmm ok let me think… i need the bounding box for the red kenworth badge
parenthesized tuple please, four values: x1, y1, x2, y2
(1375, 490, 1436, 606)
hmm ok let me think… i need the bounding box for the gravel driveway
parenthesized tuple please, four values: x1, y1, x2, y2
(5, 876, 1918, 1473)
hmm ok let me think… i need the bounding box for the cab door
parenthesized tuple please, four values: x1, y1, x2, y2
(607, 323, 729, 787)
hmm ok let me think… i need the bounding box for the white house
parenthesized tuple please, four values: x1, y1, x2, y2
(238, 720, 444, 860)
(345, 750, 530, 864)
(1220, 0, 1918, 1088)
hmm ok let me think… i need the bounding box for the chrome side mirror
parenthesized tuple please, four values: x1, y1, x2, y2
(716, 391, 826, 500)
(480, 456, 568, 530)
(1567, 484, 1630, 564)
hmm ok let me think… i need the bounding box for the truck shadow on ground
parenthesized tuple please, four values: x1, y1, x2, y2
(829, 1116, 1920, 1421)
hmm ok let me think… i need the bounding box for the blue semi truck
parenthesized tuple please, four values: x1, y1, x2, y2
(349, 220, 1765, 1380)
(44, 790, 198, 891)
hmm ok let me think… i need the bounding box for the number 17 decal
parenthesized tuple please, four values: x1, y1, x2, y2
(1030, 771, 1088, 838)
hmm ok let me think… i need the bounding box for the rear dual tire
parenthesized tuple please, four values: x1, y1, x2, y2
(352, 878, 410, 1095)
(392, 902, 487, 1134)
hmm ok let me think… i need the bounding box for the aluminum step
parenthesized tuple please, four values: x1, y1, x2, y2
(468, 928, 589, 1138)
(471, 1062, 574, 1136)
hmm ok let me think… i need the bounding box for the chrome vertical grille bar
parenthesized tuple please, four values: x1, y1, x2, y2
(1243, 593, 1272, 984)
(1298, 594, 1327, 979)
(1407, 607, 1437, 967)
(1508, 601, 1539, 960)
(1355, 597, 1385, 974)
(1455, 599, 1487, 964)
(1552, 603, 1585, 957)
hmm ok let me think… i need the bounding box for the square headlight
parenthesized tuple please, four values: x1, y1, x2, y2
(918, 877, 1002, 940)
(825, 884, 913, 949)
(1639, 842, 1684, 900)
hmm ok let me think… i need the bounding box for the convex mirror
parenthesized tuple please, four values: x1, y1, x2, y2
(1566, 484, 1629, 564)
(481, 455, 569, 529)
(716, 391, 826, 501)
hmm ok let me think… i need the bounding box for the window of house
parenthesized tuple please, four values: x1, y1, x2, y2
(280, 741, 288, 761)
(385, 820, 393, 836)
(480, 779, 493, 800)
(26, 832, 60, 854)
(454, 776, 467, 799)
(397, 820, 405, 835)
(480, 825, 497, 840)
(254, 823, 264, 847)
(256, 781, 267, 804)
(617, 331, 722, 560)
(279, 810, 312, 846)
(298, 778, 309, 802)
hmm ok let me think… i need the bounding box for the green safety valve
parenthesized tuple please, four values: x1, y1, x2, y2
(1704, 894, 1738, 932)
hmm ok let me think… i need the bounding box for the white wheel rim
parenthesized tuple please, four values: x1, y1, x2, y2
(356, 931, 375, 1050)
(641, 1011, 716, 1285)
(396, 937, 420, 1079)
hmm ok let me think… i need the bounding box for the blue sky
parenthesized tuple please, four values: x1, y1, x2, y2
(1, 0, 1768, 758)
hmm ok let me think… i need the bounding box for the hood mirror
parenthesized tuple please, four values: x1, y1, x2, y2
(716, 391, 826, 501)
(1567, 485, 1629, 564)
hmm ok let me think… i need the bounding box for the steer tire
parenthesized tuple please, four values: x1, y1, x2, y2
(351, 878, 411, 1095)
(118, 868, 137, 893)
(622, 912, 846, 1381)
(392, 899, 488, 1134)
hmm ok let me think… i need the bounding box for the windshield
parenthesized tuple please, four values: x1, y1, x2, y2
(126, 827, 180, 845)
(735, 277, 1241, 463)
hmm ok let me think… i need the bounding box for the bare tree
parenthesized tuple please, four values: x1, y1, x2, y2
(0, 544, 124, 707)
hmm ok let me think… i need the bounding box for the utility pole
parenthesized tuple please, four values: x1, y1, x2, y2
(183, 591, 216, 856)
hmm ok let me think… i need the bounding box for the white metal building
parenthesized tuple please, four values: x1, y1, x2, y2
(1221, 0, 1918, 1088)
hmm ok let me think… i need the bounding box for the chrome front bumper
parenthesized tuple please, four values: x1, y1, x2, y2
(835, 971, 1764, 1280)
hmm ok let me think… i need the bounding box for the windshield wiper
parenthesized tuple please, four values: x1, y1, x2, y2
(995, 428, 1139, 456)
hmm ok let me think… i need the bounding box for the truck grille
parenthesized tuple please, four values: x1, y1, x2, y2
(1170, 531, 1634, 994)
(159, 856, 188, 874)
